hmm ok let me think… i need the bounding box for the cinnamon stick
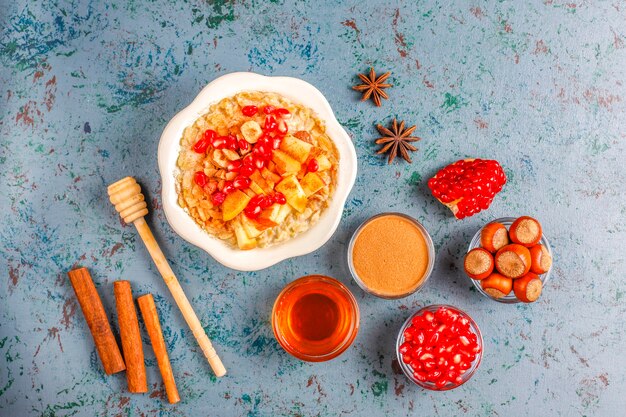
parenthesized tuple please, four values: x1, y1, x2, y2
(113, 280, 147, 393)
(137, 294, 180, 404)
(67, 268, 125, 375)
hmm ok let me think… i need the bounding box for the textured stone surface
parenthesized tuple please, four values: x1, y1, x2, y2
(1, 1, 625, 416)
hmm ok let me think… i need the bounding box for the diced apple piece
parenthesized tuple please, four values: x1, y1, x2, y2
(275, 175, 307, 213)
(274, 204, 292, 224)
(222, 190, 251, 221)
(261, 167, 281, 184)
(300, 172, 326, 197)
(240, 214, 263, 238)
(240, 120, 262, 143)
(234, 219, 257, 250)
(250, 171, 273, 194)
(280, 135, 313, 163)
(316, 154, 332, 171)
(272, 150, 301, 174)
(249, 181, 264, 195)
(256, 204, 280, 228)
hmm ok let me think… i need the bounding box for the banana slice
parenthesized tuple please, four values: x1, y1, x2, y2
(240, 120, 262, 143)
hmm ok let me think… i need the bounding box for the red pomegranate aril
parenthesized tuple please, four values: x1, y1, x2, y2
(399, 342, 411, 354)
(194, 171, 208, 187)
(254, 157, 266, 170)
(260, 195, 274, 208)
(409, 360, 421, 371)
(211, 192, 226, 205)
(193, 137, 211, 153)
(226, 135, 238, 151)
(242, 105, 258, 117)
(435, 378, 449, 389)
(419, 353, 434, 362)
(227, 160, 242, 172)
(274, 108, 291, 118)
(244, 205, 262, 218)
(233, 176, 251, 189)
(240, 164, 255, 177)
(264, 115, 278, 131)
(459, 336, 470, 346)
(424, 312, 435, 322)
(272, 137, 282, 149)
(429, 332, 440, 345)
(414, 372, 427, 382)
(212, 136, 227, 149)
(423, 361, 436, 371)
(238, 139, 250, 151)
(277, 119, 288, 134)
(203, 129, 217, 141)
(274, 192, 286, 205)
(402, 354, 412, 364)
(222, 181, 235, 194)
(262, 105, 275, 115)
(307, 158, 319, 173)
(416, 330, 425, 345)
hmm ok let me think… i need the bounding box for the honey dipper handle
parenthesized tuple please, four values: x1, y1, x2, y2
(132, 217, 227, 377)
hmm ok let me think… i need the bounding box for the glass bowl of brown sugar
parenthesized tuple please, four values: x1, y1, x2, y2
(347, 213, 435, 299)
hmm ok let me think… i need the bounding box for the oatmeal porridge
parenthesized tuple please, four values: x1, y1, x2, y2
(176, 91, 339, 250)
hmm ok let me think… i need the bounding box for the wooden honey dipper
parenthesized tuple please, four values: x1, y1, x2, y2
(107, 176, 226, 377)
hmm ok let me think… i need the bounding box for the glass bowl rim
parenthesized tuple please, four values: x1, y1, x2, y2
(395, 304, 484, 391)
(346, 212, 436, 299)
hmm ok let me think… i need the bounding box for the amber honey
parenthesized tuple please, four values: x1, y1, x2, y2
(272, 275, 359, 362)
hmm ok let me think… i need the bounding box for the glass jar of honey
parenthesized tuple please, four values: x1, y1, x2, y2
(272, 275, 359, 362)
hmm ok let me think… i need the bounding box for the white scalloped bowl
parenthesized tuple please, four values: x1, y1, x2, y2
(158, 72, 357, 271)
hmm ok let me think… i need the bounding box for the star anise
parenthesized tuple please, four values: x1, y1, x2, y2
(352, 67, 392, 107)
(375, 118, 421, 164)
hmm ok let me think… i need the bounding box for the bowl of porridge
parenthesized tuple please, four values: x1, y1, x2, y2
(158, 72, 357, 271)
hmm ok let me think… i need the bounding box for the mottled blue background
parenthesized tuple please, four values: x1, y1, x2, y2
(1, 1, 625, 416)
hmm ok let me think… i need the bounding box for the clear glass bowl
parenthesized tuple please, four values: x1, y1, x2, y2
(347, 212, 435, 299)
(271, 275, 360, 362)
(396, 305, 484, 391)
(467, 217, 553, 304)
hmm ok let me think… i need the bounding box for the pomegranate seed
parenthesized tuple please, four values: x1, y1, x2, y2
(227, 160, 242, 172)
(274, 192, 286, 205)
(212, 136, 227, 149)
(399, 342, 411, 354)
(272, 137, 282, 149)
(262, 105, 275, 114)
(233, 176, 251, 189)
(435, 378, 449, 389)
(226, 135, 238, 151)
(238, 139, 249, 151)
(307, 158, 319, 173)
(414, 372, 427, 382)
(402, 354, 412, 364)
(222, 181, 235, 194)
(260, 195, 274, 208)
(254, 157, 266, 170)
(276, 119, 288, 134)
(242, 105, 258, 116)
(194, 171, 208, 187)
(240, 164, 255, 177)
(211, 192, 226, 205)
(203, 129, 217, 141)
(264, 115, 277, 131)
(244, 204, 262, 219)
(193, 138, 211, 153)
(274, 108, 291, 118)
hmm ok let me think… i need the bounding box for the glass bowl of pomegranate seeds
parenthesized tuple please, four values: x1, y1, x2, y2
(466, 217, 553, 304)
(396, 305, 483, 391)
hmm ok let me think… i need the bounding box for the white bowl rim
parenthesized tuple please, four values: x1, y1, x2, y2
(157, 72, 358, 271)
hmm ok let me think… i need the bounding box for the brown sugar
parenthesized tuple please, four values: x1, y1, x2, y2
(351, 214, 431, 297)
